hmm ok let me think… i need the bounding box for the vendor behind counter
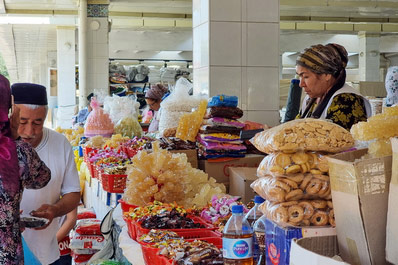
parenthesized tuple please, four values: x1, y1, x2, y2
(296, 43, 372, 130)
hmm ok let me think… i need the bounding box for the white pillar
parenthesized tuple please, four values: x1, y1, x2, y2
(79, 0, 88, 109)
(56, 26, 76, 128)
(358, 32, 381, 81)
(86, 2, 109, 97)
(193, 0, 280, 126)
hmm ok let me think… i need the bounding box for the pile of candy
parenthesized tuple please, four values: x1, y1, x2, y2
(139, 229, 180, 244)
(126, 201, 192, 221)
(143, 137, 197, 151)
(201, 195, 248, 232)
(140, 208, 204, 230)
(159, 239, 223, 265)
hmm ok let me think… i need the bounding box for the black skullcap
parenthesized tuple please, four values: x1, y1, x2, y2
(87, 93, 94, 101)
(11, 83, 48, 105)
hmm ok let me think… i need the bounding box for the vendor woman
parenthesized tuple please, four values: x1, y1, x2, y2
(145, 83, 168, 132)
(296, 43, 371, 130)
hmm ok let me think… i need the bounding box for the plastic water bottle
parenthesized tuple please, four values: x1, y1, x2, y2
(223, 205, 254, 265)
(245, 196, 265, 227)
(253, 215, 267, 265)
(244, 196, 265, 263)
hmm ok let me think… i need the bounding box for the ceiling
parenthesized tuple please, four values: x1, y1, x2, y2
(1, 0, 398, 83)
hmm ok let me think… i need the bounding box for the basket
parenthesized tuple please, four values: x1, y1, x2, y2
(125, 146, 140, 158)
(118, 199, 138, 214)
(100, 172, 127, 193)
(126, 218, 137, 240)
(88, 162, 96, 178)
(135, 217, 215, 238)
(141, 244, 163, 265)
(175, 230, 221, 239)
(93, 165, 101, 179)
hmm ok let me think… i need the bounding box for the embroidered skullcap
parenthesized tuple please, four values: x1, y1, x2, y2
(296, 43, 348, 76)
(11, 83, 48, 105)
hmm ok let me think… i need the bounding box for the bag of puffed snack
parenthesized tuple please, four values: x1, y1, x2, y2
(257, 151, 329, 177)
(251, 174, 331, 203)
(251, 118, 354, 154)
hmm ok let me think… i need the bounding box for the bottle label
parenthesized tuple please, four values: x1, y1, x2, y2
(222, 237, 253, 259)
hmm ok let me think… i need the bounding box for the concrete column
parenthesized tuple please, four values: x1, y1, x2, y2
(86, 1, 109, 98)
(78, 0, 88, 109)
(192, 0, 280, 126)
(358, 32, 381, 81)
(56, 26, 76, 128)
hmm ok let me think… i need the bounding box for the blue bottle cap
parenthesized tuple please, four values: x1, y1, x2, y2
(231, 205, 244, 213)
(291, 79, 300, 84)
(78, 146, 83, 157)
(254, 195, 265, 204)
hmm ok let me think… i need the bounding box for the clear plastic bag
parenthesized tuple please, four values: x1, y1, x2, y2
(114, 117, 142, 138)
(103, 95, 140, 124)
(258, 199, 334, 227)
(257, 152, 329, 177)
(251, 118, 354, 154)
(84, 98, 114, 138)
(251, 174, 331, 203)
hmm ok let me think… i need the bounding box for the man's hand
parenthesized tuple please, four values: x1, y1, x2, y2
(30, 204, 60, 230)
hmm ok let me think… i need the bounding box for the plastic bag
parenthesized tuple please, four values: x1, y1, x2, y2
(77, 207, 96, 220)
(251, 118, 355, 154)
(257, 152, 329, 177)
(70, 233, 105, 250)
(208, 94, 238, 108)
(75, 219, 102, 235)
(114, 117, 142, 138)
(84, 98, 114, 138)
(103, 95, 140, 124)
(251, 174, 331, 203)
(259, 200, 334, 227)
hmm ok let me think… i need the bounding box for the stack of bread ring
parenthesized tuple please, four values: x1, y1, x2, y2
(251, 151, 335, 227)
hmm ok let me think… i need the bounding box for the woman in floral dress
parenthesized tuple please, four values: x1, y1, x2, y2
(296, 43, 372, 130)
(0, 74, 51, 264)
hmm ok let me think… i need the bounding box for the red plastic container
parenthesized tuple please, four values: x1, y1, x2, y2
(135, 217, 215, 238)
(175, 230, 221, 239)
(118, 199, 138, 214)
(141, 244, 163, 265)
(100, 173, 127, 193)
(126, 219, 137, 240)
(125, 146, 140, 158)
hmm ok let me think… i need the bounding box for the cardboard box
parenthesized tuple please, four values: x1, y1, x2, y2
(265, 218, 336, 265)
(169, 149, 198, 169)
(198, 154, 265, 183)
(386, 138, 398, 264)
(328, 149, 392, 265)
(228, 167, 258, 204)
(290, 236, 350, 265)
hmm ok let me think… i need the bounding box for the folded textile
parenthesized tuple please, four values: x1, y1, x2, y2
(205, 106, 243, 119)
(198, 133, 241, 143)
(205, 117, 245, 128)
(199, 125, 241, 135)
(197, 140, 247, 151)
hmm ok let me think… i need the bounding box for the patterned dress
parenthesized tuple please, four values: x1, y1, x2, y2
(0, 140, 51, 265)
(301, 93, 368, 130)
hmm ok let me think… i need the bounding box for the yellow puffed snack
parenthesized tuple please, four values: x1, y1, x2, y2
(252, 118, 354, 154)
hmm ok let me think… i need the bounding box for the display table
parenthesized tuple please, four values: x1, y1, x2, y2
(113, 204, 145, 265)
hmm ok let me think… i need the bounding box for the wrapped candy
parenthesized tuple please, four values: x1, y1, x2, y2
(84, 98, 114, 138)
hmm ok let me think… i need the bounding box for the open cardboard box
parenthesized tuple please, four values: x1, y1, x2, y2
(328, 149, 391, 265)
(386, 138, 398, 264)
(228, 167, 258, 204)
(198, 154, 264, 183)
(290, 236, 350, 265)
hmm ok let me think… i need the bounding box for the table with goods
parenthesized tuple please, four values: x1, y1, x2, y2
(58, 85, 398, 265)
